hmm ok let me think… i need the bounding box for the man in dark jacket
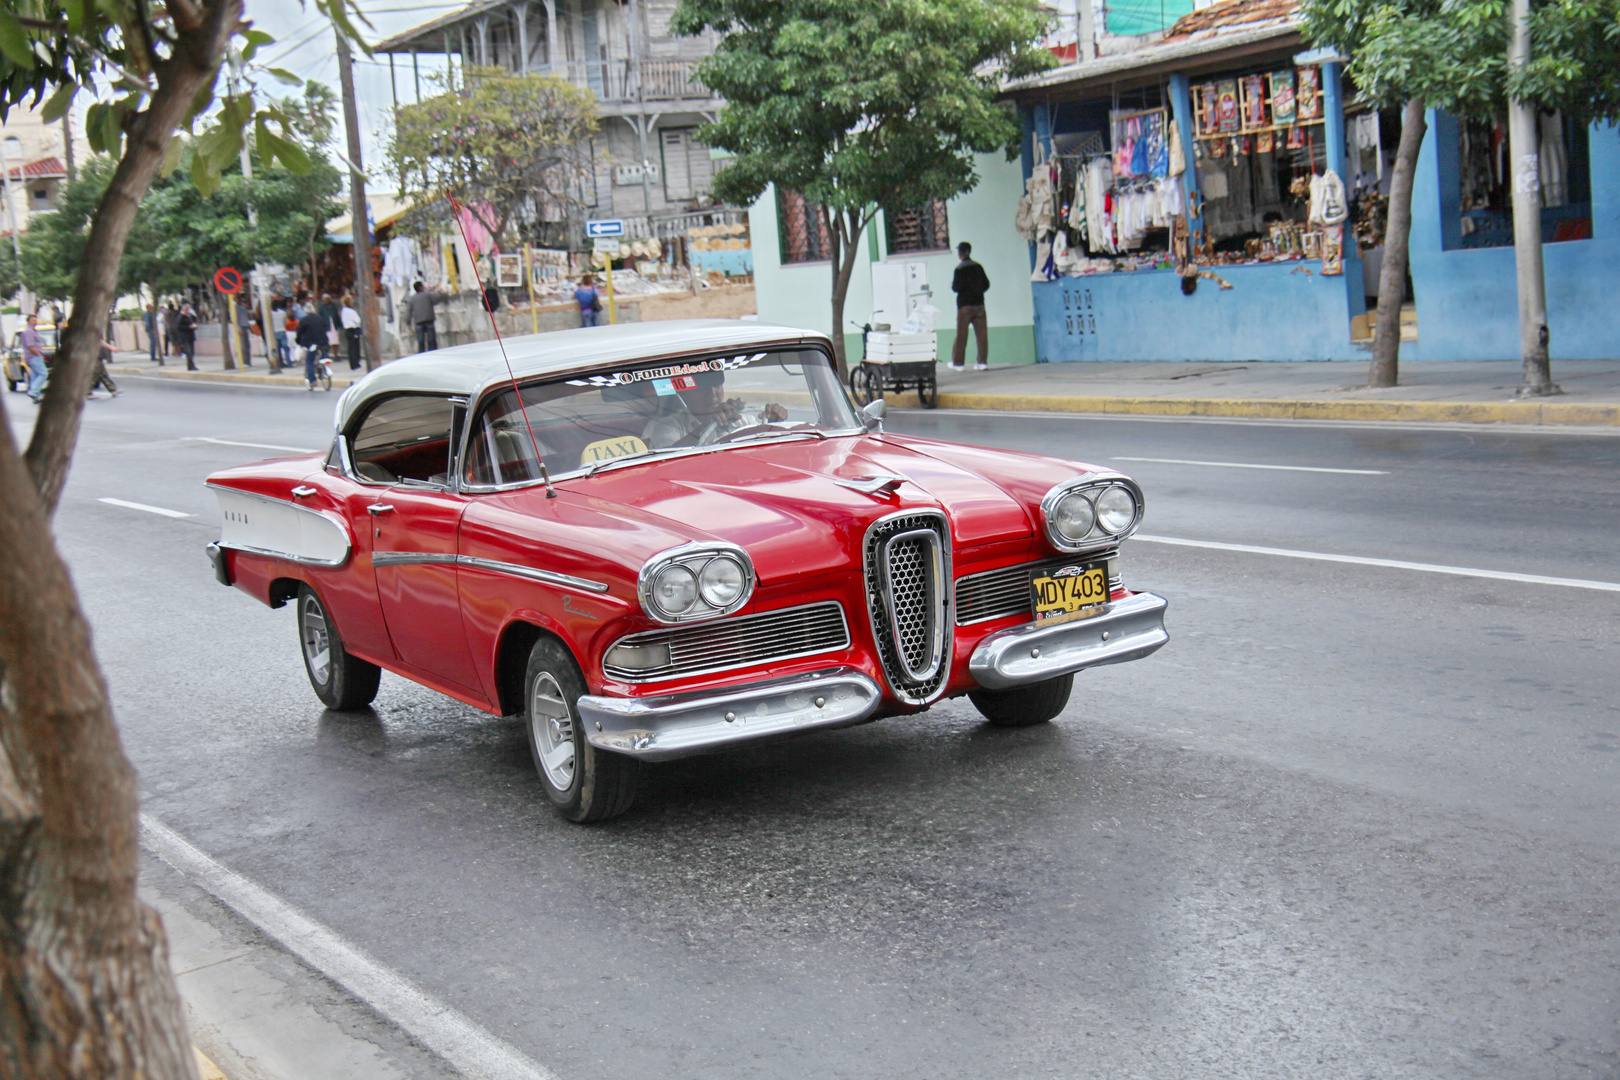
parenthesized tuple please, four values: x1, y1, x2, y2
(407, 281, 439, 353)
(295, 306, 329, 389)
(174, 304, 199, 370)
(949, 241, 991, 371)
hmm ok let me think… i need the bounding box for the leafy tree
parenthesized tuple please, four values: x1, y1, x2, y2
(388, 66, 598, 249)
(0, 241, 23, 300)
(0, 4, 367, 1078)
(671, 0, 1055, 373)
(1303, 0, 1620, 392)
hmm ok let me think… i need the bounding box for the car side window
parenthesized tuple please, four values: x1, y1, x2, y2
(349, 395, 456, 485)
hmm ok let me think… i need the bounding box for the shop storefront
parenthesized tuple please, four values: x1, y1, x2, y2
(1007, 19, 1375, 362)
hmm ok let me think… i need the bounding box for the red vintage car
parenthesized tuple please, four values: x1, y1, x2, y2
(207, 321, 1168, 821)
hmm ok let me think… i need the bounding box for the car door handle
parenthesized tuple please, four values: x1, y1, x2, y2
(291, 485, 317, 497)
(367, 503, 394, 515)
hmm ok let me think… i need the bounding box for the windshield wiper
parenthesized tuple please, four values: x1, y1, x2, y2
(583, 446, 684, 477)
(727, 428, 828, 444)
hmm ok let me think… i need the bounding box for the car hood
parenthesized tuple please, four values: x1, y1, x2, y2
(538, 434, 1052, 584)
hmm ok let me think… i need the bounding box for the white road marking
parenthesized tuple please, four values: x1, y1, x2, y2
(98, 497, 192, 519)
(140, 815, 561, 1080)
(1134, 534, 1620, 593)
(185, 436, 316, 453)
(1114, 456, 1388, 475)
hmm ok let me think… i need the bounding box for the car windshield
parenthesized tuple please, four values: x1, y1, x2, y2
(465, 347, 861, 488)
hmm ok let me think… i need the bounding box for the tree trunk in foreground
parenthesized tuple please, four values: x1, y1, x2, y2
(1368, 97, 1426, 389)
(1507, 0, 1560, 396)
(825, 205, 871, 381)
(2, 4, 240, 1076)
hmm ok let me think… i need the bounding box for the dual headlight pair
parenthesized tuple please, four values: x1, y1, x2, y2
(638, 544, 755, 622)
(1042, 477, 1143, 552)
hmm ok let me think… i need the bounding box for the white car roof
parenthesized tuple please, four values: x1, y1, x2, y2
(334, 319, 830, 432)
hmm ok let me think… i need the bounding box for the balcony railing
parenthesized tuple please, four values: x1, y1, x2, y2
(539, 59, 709, 103)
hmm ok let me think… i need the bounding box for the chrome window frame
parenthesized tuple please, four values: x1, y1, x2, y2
(327, 392, 465, 492)
(455, 343, 865, 495)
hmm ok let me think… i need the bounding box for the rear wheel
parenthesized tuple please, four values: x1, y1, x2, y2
(848, 364, 876, 406)
(969, 673, 1074, 727)
(523, 637, 640, 822)
(296, 585, 381, 710)
(918, 376, 938, 409)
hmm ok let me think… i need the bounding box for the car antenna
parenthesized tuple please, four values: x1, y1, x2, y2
(446, 190, 557, 499)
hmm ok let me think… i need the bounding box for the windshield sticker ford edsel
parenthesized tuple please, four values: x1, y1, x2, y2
(567, 353, 765, 389)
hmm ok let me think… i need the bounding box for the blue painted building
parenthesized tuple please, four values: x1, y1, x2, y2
(1000, 1, 1620, 362)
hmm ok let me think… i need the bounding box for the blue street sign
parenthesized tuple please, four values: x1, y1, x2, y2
(585, 219, 625, 238)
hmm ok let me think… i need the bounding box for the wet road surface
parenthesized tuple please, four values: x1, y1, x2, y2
(13, 379, 1620, 1079)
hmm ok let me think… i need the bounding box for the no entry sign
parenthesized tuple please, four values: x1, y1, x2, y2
(213, 267, 243, 295)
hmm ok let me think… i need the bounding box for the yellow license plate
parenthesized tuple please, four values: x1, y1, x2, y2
(1032, 566, 1108, 624)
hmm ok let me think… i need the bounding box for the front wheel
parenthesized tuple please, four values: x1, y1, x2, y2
(848, 365, 876, 407)
(968, 673, 1073, 727)
(524, 637, 640, 822)
(318, 364, 333, 392)
(297, 585, 381, 710)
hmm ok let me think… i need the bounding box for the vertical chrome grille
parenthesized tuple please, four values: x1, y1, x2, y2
(864, 512, 951, 704)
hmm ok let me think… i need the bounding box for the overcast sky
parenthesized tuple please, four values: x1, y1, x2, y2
(245, 1, 463, 200)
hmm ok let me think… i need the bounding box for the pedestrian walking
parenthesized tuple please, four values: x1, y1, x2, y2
(295, 305, 328, 389)
(318, 293, 340, 361)
(19, 314, 47, 403)
(163, 302, 178, 360)
(949, 241, 991, 371)
(81, 324, 120, 397)
(340, 294, 363, 369)
(142, 303, 160, 364)
(175, 303, 199, 370)
(575, 274, 603, 327)
(272, 301, 290, 370)
(408, 281, 439, 352)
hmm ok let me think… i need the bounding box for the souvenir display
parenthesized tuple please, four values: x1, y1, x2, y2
(1287, 125, 1306, 149)
(1319, 224, 1343, 275)
(1197, 84, 1220, 137)
(1297, 66, 1321, 120)
(1242, 74, 1268, 130)
(1217, 80, 1240, 133)
(1270, 70, 1297, 124)
(1257, 130, 1275, 153)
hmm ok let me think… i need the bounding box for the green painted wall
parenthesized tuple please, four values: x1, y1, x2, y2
(752, 152, 1037, 364)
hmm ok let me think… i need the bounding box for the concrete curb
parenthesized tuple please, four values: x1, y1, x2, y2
(107, 365, 359, 390)
(929, 392, 1620, 426)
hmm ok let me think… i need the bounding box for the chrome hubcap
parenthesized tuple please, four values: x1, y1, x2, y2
(530, 672, 575, 789)
(301, 597, 331, 684)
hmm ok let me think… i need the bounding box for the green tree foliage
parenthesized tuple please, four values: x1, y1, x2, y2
(388, 66, 598, 246)
(1302, 0, 1620, 119)
(669, 0, 1055, 368)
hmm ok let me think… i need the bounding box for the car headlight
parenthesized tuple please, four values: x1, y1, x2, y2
(637, 543, 756, 623)
(1094, 485, 1136, 534)
(650, 564, 698, 617)
(1049, 491, 1095, 543)
(1041, 476, 1143, 551)
(698, 555, 746, 607)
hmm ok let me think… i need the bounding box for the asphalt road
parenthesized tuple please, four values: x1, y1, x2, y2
(9, 377, 1620, 1080)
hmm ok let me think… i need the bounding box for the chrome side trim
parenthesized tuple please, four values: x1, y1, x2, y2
(213, 541, 349, 569)
(578, 668, 883, 761)
(455, 554, 612, 595)
(968, 592, 1169, 690)
(372, 551, 459, 567)
(207, 483, 353, 569)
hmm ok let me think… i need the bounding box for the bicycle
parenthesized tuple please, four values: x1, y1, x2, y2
(296, 346, 333, 392)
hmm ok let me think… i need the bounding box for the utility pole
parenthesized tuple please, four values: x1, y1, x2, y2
(61, 111, 75, 182)
(1507, 0, 1558, 396)
(229, 48, 276, 371)
(337, 29, 383, 371)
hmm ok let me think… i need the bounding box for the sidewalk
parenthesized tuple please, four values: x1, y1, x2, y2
(107, 350, 363, 391)
(108, 346, 1620, 425)
(922, 358, 1620, 425)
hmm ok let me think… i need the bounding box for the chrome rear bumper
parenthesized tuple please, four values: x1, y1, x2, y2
(968, 592, 1169, 690)
(578, 668, 883, 761)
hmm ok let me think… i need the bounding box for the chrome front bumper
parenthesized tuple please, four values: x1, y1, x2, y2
(968, 592, 1169, 690)
(578, 668, 884, 761)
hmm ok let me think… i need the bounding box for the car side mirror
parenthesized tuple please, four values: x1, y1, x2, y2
(861, 399, 886, 432)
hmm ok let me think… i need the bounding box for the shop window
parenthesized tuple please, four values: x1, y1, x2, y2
(1453, 113, 1590, 249)
(777, 188, 834, 264)
(885, 199, 950, 254)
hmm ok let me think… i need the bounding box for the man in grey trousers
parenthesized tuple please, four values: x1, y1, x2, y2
(408, 281, 439, 353)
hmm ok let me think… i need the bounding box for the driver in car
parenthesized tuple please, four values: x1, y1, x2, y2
(642, 369, 788, 448)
